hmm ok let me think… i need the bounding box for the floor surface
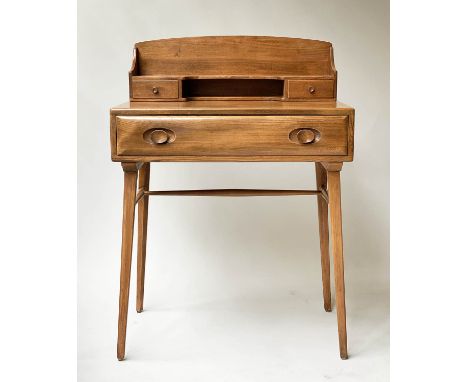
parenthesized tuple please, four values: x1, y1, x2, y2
(79, 198, 389, 381)
(79, 285, 388, 381)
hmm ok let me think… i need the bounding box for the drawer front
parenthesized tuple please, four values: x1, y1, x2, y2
(131, 79, 179, 99)
(288, 80, 335, 99)
(116, 116, 348, 157)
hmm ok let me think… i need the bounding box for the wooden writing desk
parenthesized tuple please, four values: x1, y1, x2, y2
(110, 37, 355, 360)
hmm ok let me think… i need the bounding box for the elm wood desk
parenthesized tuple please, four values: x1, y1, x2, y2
(110, 37, 355, 361)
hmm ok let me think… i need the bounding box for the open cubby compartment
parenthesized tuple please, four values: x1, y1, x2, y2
(181, 78, 284, 98)
(128, 37, 338, 101)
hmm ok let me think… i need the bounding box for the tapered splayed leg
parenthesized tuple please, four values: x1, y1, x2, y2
(136, 163, 150, 313)
(324, 162, 348, 360)
(117, 163, 139, 361)
(315, 162, 331, 312)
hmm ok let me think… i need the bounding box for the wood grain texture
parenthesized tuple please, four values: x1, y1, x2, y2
(136, 163, 150, 313)
(327, 165, 348, 360)
(134, 36, 336, 78)
(112, 36, 355, 361)
(129, 48, 139, 99)
(132, 79, 179, 99)
(145, 189, 321, 197)
(117, 163, 139, 361)
(111, 154, 353, 163)
(129, 37, 337, 102)
(288, 79, 335, 99)
(111, 101, 354, 116)
(315, 163, 332, 312)
(321, 162, 344, 172)
(116, 115, 348, 157)
(135, 188, 145, 204)
(181, 78, 284, 99)
(110, 102, 354, 163)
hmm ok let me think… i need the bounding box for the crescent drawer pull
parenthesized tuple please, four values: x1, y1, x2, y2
(143, 128, 176, 145)
(288, 128, 321, 144)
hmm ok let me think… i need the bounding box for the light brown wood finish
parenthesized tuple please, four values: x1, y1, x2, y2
(112, 37, 354, 361)
(315, 163, 332, 312)
(135, 188, 145, 204)
(288, 80, 335, 100)
(323, 162, 348, 360)
(109, 101, 355, 163)
(145, 189, 321, 197)
(136, 163, 150, 313)
(115, 115, 349, 157)
(117, 162, 140, 361)
(182, 78, 284, 99)
(134, 36, 336, 77)
(129, 37, 337, 102)
(112, 100, 354, 115)
(132, 79, 179, 99)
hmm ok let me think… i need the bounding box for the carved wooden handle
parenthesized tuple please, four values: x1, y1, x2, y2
(150, 129, 169, 144)
(143, 128, 176, 145)
(296, 129, 316, 144)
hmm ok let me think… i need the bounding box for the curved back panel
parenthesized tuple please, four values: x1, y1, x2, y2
(134, 36, 335, 78)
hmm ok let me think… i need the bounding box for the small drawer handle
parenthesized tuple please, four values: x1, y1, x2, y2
(297, 129, 316, 144)
(150, 129, 169, 144)
(143, 128, 176, 145)
(152, 87, 159, 95)
(309, 87, 316, 94)
(289, 128, 320, 145)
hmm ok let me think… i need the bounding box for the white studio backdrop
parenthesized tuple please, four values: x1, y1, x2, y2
(78, 0, 388, 380)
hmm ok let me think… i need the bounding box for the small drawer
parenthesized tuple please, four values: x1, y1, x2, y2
(288, 80, 335, 99)
(131, 79, 179, 99)
(115, 115, 348, 157)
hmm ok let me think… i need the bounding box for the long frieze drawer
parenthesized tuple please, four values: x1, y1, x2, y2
(131, 78, 179, 99)
(115, 116, 349, 156)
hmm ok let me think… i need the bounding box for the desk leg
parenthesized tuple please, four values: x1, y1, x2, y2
(136, 163, 150, 313)
(324, 162, 348, 360)
(117, 163, 139, 361)
(315, 163, 332, 312)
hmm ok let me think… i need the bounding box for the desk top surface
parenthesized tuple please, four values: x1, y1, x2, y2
(111, 101, 354, 116)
